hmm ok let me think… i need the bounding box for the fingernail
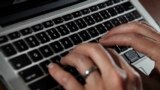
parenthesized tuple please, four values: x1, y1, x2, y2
(47, 63, 55, 69)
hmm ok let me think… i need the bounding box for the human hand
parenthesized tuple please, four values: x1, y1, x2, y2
(48, 43, 142, 90)
(99, 22, 160, 73)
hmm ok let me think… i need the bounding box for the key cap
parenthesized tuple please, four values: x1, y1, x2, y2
(122, 2, 134, 11)
(9, 54, 31, 70)
(0, 36, 8, 44)
(99, 10, 110, 19)
(112, 0, 121, 3)
(20, 28, 32, 36)
(92, 13, 103, 22)
(46, 28, 60, 40)
(8, 31, 21, 40)
(90, 5, 99, 12)
(107, 8, 117, 16)
(19, 65, 44, 82)
(83, 15, 95, 26)
(60, 37, 73, 49)
(95, 24, 107, 34)
(39, 60, 51, 73)
(62, 14, 73, 21)
(32, 24, 44, 32)
(72, 11, 82, 18)
(103, 21, 114, 30)
(118, 15, 128, 24)
(105, 0, 114, 6)
(77, 76, 86, 85)
(75, 19, 87, 29)
(87, 27, 99, 37)
(39, 45, 54, 57)
(98, 2, 107, 9)
(50, 56, 61, 65)
(53, 17, 64, 24)
(69, 34, 82, 45)
(131, 11, 141, 19)
(114, 5, 125, 14)
(110, 18, 121, 26)
(124, 50, 140, 63)
(66, 22, 79, 32)
(50, 41, 64, 53)
(78, 30, 91, 41)
(28, 75, 58, 90)
(28, 49, 43, 62)
(36, 32, 50, 44)
(56, 25, 70, 36)
(81, 8, 90, 15)
(42, 20, 54, 28)
(13, 40, 29, 52)
(0, 44, 17, 57)
(61, 51, 69, 57)
(25, 36, 40, 48)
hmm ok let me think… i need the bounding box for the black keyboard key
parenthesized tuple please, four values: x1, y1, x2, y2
(118, 15, 128, 24)
(61, 51, 69, 57)
(9, 54, 31, 70)
(32, 24, 44, 32)
(105, 0, 113, 6)
(72, 11, 82, 18)
(66, 22, 79, 32)
(42, 20, 54, 28)
(78, 30, 91, 41)
(87, 27, 99, 37)
(99, 10, 110, 19)
(56, 25, 70, 36)
(95, 24, 107, 34)
(50, 41, 64, 53)
(81, 8, 90, 15)
(131, 11, 141, 19)
(36, 32, 50, 44)
(28, 75, 58, 90)
(124, 50, 140, 63)
(122, 2, 134, 11)
(90, 5, 99, 12)
(28, 49, 43, 62)
(0, 36, 8, 44)
(8, 31, 21, 40)
(83, 15, 95, 25)
(39, 60, 51, 73)
(69, 34, 82, 45)
(19, 65, 44, 82)
(125, 13, 135, 21)
(50, 56, 61, 65)
(114, 5, 125, 14)
(64, 66, 79, 76)
(110, 18, 121, 26)
(47, 28, 60, 40)
(118, 46, 128, 52)
(98, 2, 107, 9)
(0, 44, 17, 57)
(25, 36, 40, 48)
(107, 8, 117, 16)
(13, 40, 29, 52)
(75, 19, 87, 29)
(92, 13, 103, 22)
(53, 17, 64, 24)
(103, 21, 114, 30)
(77, 76, 86, 85)
(112, 0, 121, 3)
(39, 45, 54, 57)
(20, 28, 32, 36)
(63, 14, 73, 21)
(60, 37, 73, 49)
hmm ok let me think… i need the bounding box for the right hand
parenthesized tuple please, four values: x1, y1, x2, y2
(99, 22, 160, 73)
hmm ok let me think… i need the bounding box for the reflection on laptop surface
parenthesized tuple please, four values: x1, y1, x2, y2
(0, 0, 159, 90)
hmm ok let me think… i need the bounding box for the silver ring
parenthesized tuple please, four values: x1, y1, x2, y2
(82, 66, 98, 79)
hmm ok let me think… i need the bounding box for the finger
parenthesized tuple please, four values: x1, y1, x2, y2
(102, 22, 160, 42)
(108, 49, 143, 90)
(70, 43, 117, 80)
(61, 52, 103, 90)
(100, 33, 160, 61)
(48, 63, 84, 90)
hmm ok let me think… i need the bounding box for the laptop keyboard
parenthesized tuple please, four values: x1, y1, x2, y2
(0, 0, 145, 90)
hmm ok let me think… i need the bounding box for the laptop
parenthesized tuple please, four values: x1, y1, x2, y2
(0, 0, 159, 90)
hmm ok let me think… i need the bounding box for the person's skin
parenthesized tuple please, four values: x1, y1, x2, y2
(48, 22, 160, 90)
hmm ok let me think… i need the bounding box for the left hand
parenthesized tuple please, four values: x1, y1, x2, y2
(48, 43, 142, 90)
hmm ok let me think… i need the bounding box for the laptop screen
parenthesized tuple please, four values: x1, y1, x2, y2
(0, 0, 86, 27)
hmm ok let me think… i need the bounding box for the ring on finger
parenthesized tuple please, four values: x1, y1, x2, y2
(82, 66, 98, 79)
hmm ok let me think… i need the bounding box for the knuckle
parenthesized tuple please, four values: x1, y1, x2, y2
(87, 44, 102, 53)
